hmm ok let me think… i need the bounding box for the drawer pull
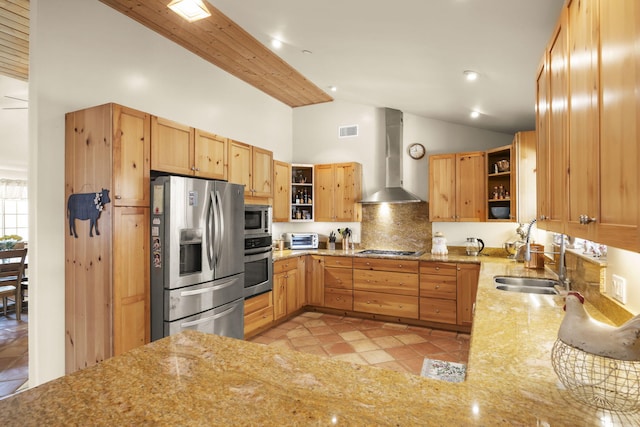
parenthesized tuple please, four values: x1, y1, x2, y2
(435, 285, 440, 289)
(435, 309, 440, 313)
(435, 266, 440, 270)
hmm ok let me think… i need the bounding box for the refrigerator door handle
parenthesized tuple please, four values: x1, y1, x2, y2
(205, 191, 214, 270)
(214, 190, 224, 268)
(180, 303, 240, 328)
(179, 277, 241, 297)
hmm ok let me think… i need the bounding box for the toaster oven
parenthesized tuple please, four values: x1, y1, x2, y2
(285, 233, 319, 250)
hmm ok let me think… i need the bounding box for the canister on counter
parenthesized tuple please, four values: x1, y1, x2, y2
(431, 232, 448, 255)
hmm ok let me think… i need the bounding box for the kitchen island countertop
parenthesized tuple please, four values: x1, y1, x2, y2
(1, 255, 637, 425)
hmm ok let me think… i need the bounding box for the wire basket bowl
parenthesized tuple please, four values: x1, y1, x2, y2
(551, 339, 640, 412)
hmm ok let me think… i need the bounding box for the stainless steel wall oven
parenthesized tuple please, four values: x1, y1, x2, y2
(244, 234, 273, 299)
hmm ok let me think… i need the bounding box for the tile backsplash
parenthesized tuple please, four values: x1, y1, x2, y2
(360, 202, 431, 252)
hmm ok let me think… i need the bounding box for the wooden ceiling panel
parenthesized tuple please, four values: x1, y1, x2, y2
(99, 0, 333, 108)
(0, 0, 29, 81)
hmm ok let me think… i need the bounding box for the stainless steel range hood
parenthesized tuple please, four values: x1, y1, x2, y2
(360, 108, 422, 204)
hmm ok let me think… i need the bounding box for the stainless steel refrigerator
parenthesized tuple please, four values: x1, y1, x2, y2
(150, 175, 245, 341)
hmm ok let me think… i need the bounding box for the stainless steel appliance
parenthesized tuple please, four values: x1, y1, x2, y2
(150, 175, 245, 341)
(244, 234, 273, 298)
(285, 232, 318, 249)
(244, 204, 271, 237)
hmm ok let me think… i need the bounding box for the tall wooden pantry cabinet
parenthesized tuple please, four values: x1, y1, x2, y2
(65, 103, 150, 373)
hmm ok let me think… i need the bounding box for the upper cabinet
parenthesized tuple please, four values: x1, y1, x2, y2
(272, 160, 291, 222)
(566, 0, 599, 241)
(537, 8, 568, 234)
(429, 152, 485, 222)
(536, 0, 640, 251)
(514, 131, 537, 223)
(151, 116, 194, 177)
(150, 116, 227, 180)
(314, 162, 362, 222)
(592, 0, 639, 250)
(228, 139, 273, 203)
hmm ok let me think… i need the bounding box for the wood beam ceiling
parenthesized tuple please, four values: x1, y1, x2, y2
(0, 0, 29, 81)
(99, 0, 333, 108)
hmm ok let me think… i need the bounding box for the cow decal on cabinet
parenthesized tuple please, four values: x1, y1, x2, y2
(67, 189, 111, 238)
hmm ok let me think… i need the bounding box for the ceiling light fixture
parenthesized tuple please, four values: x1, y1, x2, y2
(271, 39, 282, 49)
(464, 70, 479, 81)
(329, 86, 337, 92)
(470, 111, 480, 119)
(167, 0, 211, 22)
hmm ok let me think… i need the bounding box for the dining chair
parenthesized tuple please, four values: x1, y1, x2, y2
(0, 248, 28, 321)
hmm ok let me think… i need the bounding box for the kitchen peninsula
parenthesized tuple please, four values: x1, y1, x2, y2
(1, 256, 636, 426)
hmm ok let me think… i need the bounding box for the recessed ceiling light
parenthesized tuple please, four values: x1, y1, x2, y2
(271, 39, 282, 49)
(329, 86, 337, 92)
(167, 0, 211, 22)
(470, 111, 480, 119)
(464, 70, 479, 81)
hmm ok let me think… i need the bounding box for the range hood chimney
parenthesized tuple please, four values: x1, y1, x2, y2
(360, 108, 422, 204)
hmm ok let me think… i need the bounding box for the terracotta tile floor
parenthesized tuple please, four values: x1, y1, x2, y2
(0, 312, 28, 399)
(249, 312, 470, 376)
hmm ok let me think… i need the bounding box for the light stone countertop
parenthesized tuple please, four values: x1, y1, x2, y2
(1, 254, 638, 426)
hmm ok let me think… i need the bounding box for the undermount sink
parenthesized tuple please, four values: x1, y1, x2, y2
(494, 276, 560, 295)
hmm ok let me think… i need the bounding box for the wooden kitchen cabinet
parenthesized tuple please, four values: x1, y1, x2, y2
(65, 103, 150, 373)
(513, 130, 537, 223)
(305, 255, 325, 306)
(536, 8, 568, 234)
(536, 0, 640, 251)
(353, 257, 419, 319)
(566, 0, 599, 241)
(429, 152, 486, 222)
(324, 256, 353, 311)
(590, 0, 640, 250)
(419, 262, 457, 324)
(273, 258, 300, 320)
(419, 262, 479, 328)
(150, 117, 228, 180)
(456, 263, 480, 327)
(228, 139, 273, 203)
(244, 291, 274, 338)
(314, 162, 362, 222)
(272, 160, 291, 222)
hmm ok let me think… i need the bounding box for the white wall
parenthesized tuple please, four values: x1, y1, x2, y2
(29, 0, 293, 385)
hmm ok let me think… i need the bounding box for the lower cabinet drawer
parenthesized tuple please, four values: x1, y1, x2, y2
(324, 288, 353, 311)
(419, 297, 457, 324)
(244, 292, 273, 336)
(353, 290, 419, 319)
(244, 305, 273, 336)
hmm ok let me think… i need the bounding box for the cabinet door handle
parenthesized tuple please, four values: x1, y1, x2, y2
(115, 195, 122, 199)
(579, 214, 597, 225)
(435, 285, 440, 289)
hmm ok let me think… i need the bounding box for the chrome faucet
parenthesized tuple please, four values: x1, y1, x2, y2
(517, 218, 570, 290)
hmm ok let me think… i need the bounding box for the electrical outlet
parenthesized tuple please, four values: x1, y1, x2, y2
(612, 274, 627, 304)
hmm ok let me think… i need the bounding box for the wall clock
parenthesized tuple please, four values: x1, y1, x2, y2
(408, 143, 426, 159)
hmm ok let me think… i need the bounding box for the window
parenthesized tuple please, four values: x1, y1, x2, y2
(0, 180, 28, 241)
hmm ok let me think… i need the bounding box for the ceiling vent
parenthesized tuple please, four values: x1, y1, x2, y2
(338, 124, 358, 138)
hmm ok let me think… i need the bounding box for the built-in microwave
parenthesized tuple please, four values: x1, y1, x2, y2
(244, 205, 272, 237)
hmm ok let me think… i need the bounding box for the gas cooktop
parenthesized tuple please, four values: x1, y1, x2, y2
(357, 249, 422, 257)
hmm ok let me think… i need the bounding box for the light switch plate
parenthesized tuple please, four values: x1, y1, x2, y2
(612, 274, 627, 304)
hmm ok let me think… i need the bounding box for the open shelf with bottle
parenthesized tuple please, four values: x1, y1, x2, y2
(486, 144, 515, 221)
(291, 164, 314, 222)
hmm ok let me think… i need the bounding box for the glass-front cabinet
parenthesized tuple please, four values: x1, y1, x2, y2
(291, 164, 314, 222)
